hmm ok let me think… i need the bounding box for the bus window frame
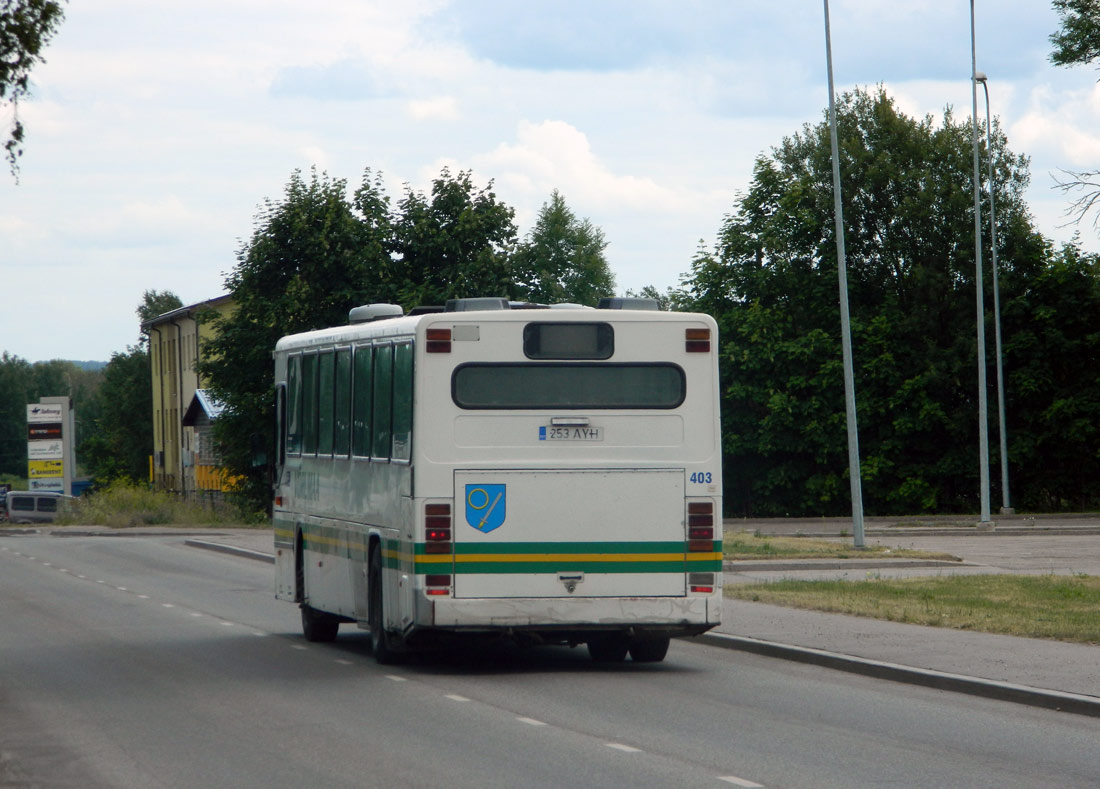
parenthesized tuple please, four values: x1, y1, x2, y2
(391, 339, 414, 464)
(316, 348, 336, 457)
(301, 351, 319, 454)
(286, 354, 302, 456)
(352, 343, 374, 460)
(333, 346, 353, 458)
(371, 342, 394, 462)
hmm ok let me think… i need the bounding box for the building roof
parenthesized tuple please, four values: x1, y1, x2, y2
(182, 389, 226, 427)
(141, 294, 234, 331)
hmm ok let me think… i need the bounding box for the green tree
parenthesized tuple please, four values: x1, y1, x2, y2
(1050, 0, 1100, 67)
(1, 0, 66, 178)
(137, 290, 183, 340)
(77, 292, 175, 485)
(391, 168, 517, 306)
(0, 352, 96, 478)
(78, 347, 150, 485)
(200, 168, 395, 513)
(0, 352, 33, 475)
(1002, 239, 1100, 510)
(512, 190, 616, 305)
(1049, 0, 1100, 227)
(682, 87, 1046, 517)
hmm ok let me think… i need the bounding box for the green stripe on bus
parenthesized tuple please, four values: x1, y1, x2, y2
(451, 540, 686, 555)
(450, 560, 690, 574)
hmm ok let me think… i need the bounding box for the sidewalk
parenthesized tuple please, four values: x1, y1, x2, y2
(117, 524, 1100, 715)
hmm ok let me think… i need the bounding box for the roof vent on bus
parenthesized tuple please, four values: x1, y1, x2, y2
(597, 297, 661, 311)
(349, 304, 404, 324)
(407, 305, 445, 316)
(444, 297, 510, 312)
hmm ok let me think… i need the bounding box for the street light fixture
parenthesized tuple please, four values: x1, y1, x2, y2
(974, 71, 1012, 515)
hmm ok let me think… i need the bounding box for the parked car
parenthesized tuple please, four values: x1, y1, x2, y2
(3, 491, 72, 524)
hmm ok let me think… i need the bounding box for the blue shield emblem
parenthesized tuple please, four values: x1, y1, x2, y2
(465, 484, 506, 533)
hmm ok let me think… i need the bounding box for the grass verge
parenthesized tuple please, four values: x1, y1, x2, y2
(723, 531, 959, 562)
(725, 574, 1100, 644)
(53, 480, 257, 528)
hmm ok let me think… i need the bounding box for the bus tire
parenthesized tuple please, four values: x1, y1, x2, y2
(628, 636, 670, 663)
(301, 605, 339, 642)
(368, 546, 399, 665)
(587, 633, 629, 662)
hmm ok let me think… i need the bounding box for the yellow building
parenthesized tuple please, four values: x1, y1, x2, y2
(142, 295, 235, 495)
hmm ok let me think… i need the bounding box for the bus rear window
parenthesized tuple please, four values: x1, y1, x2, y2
(452, 363, 685, 409)
(523, 323, 612, 360)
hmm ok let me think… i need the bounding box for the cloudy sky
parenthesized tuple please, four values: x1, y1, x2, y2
(2, 0, 1098, 362)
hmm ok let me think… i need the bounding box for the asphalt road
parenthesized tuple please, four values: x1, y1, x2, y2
(2, 533, 1099, 788)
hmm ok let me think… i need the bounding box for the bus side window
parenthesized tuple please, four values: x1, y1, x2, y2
(334, 347, 352, 456)
(372, 344, 393, 459)
(317, 350, 335, 455)
(352, 345, 372, 457)
(275, 382, 287, 468)
(301, 353, 319, 454)
(287, 355, 302, 454)
(392, 341, 413, 461)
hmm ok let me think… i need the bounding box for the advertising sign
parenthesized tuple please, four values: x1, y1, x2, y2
(28, 440, 64, 460)
(27, 398, 73, 497)
(28, 459, 64, 478)
(27, 404, 64, 424)
(28, 423, 63, 440)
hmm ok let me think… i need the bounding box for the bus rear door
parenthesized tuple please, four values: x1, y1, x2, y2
(453, 468, 686, 599)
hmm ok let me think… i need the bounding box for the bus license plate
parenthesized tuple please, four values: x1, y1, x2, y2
(539, 426, 603, 441)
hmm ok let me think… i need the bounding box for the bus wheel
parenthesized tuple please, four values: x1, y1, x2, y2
(587, 633, 629, 662)
(368, 546, 399, 665)
(301, 605, 339, 642)
(628, 636, 670, 663)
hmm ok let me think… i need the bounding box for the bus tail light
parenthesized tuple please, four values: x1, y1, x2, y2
(689, 572, 716, 594)
(425, 574, 451, 595)
(425, 503, 452, 554)
(426, 328, 452, 353)
(685, 328, 711, 353)
(687, 501, 714, 552)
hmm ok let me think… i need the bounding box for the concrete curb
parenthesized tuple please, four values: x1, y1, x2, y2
(729, 528, 1100, 538)
(693, 631, 1100, 718)
(723, 559, 967, 572)
(184, 539, 275, 564)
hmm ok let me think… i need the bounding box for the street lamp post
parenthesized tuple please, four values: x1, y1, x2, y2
(823, 0, 866, 548)
(974, 71, 1012, 515)
(970, 1, 992, 524)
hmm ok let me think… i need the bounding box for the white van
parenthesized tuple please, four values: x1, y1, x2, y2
(4, 491, 71, 524)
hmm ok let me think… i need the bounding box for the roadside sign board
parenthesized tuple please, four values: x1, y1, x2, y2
(28, 423, 62, 439)
(28, 459, 64, 478)
(27, 404, 64, 424)
(28, 440, 64, 460)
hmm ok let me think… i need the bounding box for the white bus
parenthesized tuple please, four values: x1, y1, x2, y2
(272, 298, 722, 663)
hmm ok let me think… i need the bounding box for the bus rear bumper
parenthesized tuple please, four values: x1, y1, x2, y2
(423, 594, 719, 634)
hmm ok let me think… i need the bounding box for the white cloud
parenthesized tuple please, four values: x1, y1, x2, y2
(406, 96, 460, 121)
(475, 120, 680, 212)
